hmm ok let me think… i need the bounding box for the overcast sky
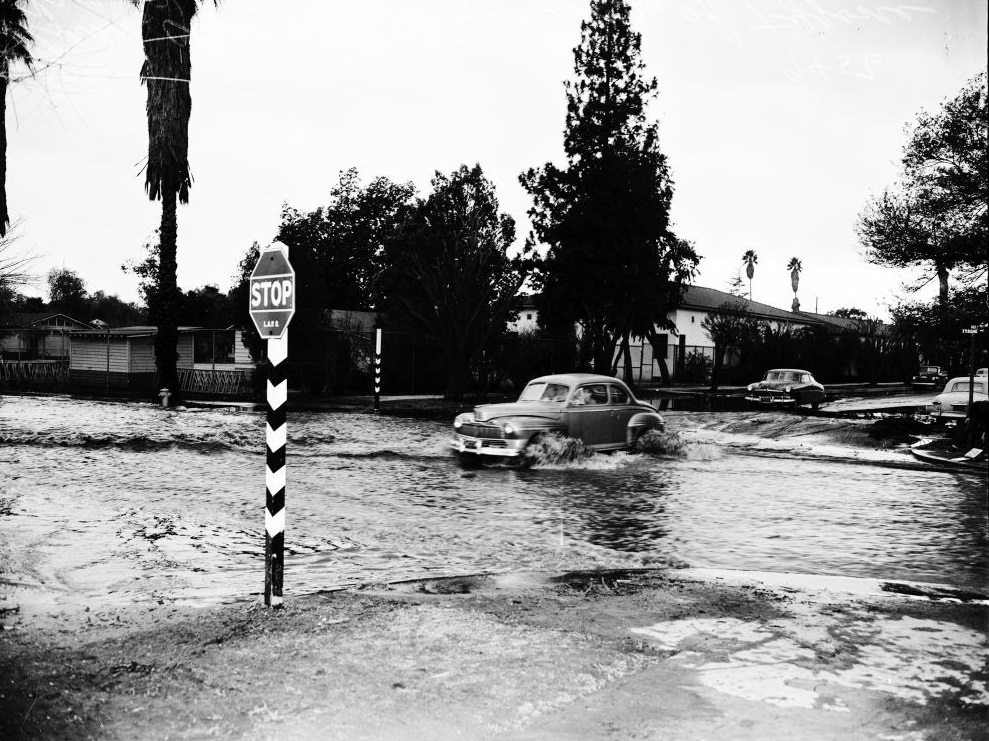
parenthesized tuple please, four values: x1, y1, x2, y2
(9, 0, 987, 319)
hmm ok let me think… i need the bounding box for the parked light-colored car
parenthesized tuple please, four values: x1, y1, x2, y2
(451, 373, 663, 460)
(745, 368, 826, 410)
(928, 377, 989, 419)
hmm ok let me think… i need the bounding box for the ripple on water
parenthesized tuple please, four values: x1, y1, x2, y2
(0, 396, 985, 611)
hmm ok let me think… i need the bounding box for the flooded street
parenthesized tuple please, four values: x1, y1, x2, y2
(1, 395, 986, 616)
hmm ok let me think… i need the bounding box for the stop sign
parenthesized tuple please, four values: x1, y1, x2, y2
(249, 243, 296, 339)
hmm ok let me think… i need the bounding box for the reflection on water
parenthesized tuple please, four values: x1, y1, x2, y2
(0, 395, 985, 612)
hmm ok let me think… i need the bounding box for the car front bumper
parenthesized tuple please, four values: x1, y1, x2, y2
(450, 434, 527, 457)
(745, 393, 795, 405)
(928, 405, 969, 419)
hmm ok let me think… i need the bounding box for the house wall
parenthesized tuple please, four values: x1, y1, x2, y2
(70, 337, 130, 372)
(129, 338, 156, 372)
(177, 335, 194, 369)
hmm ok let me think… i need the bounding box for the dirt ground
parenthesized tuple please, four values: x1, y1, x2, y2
(2, 568, 987, 741)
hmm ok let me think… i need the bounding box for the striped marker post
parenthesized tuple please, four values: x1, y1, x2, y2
(264, 333, 288, 607)
(374, 327, 382, 413)
(249, 242, 295, 608)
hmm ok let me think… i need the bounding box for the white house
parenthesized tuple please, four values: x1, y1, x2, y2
(508, 285, 883, 383)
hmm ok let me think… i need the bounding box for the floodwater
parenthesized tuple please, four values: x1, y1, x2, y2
(0, 395, 985, 614)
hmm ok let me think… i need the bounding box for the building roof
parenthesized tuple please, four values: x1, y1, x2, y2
(71, 326, 206, 339)
(0, 312, 93, 330)
(679, 286, 813, 325)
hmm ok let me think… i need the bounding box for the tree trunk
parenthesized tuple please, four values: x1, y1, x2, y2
(936, 266, 949, 304)
(1, 74, 8, 235)
(154, 187, 181, 403)
(710, 345, 725, 391)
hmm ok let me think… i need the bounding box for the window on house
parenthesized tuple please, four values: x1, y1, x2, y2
(193, 331, 236, 364)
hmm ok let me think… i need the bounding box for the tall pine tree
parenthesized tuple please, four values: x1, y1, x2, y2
(521, 0, 698, 376)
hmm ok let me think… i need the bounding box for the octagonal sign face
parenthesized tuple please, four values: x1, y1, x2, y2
(249, 244, 296, 339)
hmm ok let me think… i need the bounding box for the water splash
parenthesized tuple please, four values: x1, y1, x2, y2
(522, 432, 592, 467)
(635, 429, 688, 456)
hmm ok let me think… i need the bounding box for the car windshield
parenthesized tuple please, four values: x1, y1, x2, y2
(518, 382, 570, 402)
(949, 381, 986, 394)
(765, 371, 800, 382)
(920, 366, 940, 374)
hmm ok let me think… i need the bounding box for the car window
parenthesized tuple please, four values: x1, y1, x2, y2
(800, 374, 811, 383)
(575, 384, 609, 405)
(609, 384, 629, 404)
(519, 382, 570, 402)
(948, 381, 984, 394)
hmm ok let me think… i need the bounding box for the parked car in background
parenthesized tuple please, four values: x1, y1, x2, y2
(451, 373, 663, 461)
(745, 369, 826, 410)
(928, 376, 989, 420)
(976, 368, 987, 377)
(911, 365, 948, 388)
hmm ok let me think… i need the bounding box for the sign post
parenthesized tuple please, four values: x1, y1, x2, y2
(963, 327, 978, 409)
(374, 327, 382, 412)
(249, 242, 296, 607)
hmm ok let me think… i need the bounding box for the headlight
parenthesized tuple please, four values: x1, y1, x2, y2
(784, 386, 792, 393)
(453, 418, 463, 429)
(502, 422, 516, 436)
(747, 384, 755, 391)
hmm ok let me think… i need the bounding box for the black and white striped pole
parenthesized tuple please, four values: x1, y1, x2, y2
(264, 333, 288, 606)
(248, 242, 296, 608)
(374, 326, 382, 413)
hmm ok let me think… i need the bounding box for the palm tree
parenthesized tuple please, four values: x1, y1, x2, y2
(787, 257, 802, 311)
(0, 0, 33, 237)
(742, 249, 758, 300)
(137, 0, 210, 402)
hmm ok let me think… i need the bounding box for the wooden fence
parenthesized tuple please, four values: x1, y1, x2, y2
(0, 360, 70, 391)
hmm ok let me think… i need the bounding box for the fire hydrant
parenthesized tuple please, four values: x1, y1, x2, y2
(159, 388, 172, 408)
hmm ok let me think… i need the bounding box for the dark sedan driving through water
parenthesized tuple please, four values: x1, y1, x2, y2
(745, 368, 826, 410)
(451, 373, 663, 461)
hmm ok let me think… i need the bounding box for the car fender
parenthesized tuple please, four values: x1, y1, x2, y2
(626, 412, 664, 445)
(505, 417, 566, 443)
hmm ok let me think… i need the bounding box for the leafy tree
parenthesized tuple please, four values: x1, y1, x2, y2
(277, 168, 415, 310)
(742, 249, 757, 300)
(136, 0, 214, 402)
(47, 267, 87, 317)
(700, 301, 760, 390)
(180, 284, 234, 327)
(85, 290, 146, 326)
(123, 233, 162, 322)
(787, 257, 802, 311)
(521, 0, 698, 375)
(889, 283, 987, 372)
(0, 0, 32, 237)
(829, 307, 869, 320)
(380, 164, 532, 398)
(857, 73, 987, 302)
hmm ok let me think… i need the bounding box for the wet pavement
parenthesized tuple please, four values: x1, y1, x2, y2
(0, 393, 986, 739)
(0, 395, 986, 622)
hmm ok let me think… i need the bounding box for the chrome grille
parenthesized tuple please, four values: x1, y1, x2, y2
(459, 423, 504, 439)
